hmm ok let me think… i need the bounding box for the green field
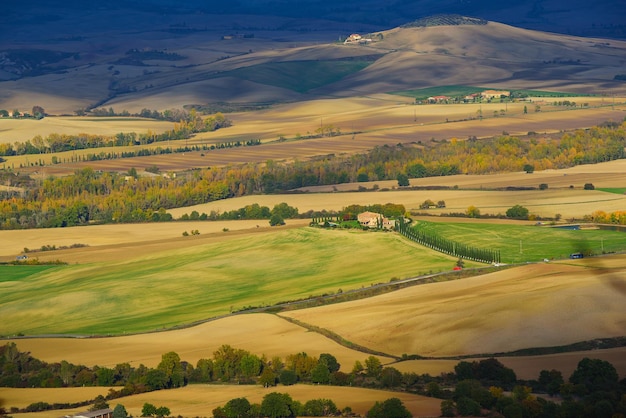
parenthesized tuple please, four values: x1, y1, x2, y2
(391, 85, 487, 99)
(412, 220, 626, 263)
(224, 60, 374, 93)
(0, 265, 61, 282)
(0, 227, 464, 336)
(4, 221, 624, 337)
(597, 188, 626, 195)
(390, 85, 587, 100)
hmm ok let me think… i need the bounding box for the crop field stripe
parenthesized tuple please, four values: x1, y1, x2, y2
(0, 227, 469, 336)
(411, 220, 626, 263)
(225, 61, 373, 93)
(597, 188, 626, 195)
(0, 265, 61, 282)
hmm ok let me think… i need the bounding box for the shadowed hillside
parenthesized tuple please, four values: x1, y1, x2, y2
(2, 11, 625, 115)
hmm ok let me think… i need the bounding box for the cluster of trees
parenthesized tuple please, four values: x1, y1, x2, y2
(441, 357, 625, 418)
(1, 121, 625, 230)
(419, 199, 446, 209)
(0, 111, 231, 157)
(212, 394, 411, 418)
(180, 202, 299, 224)
(585, 210, 626, 225)
(2, 342, 624, 417)
(339, 203, 407, 220)
(0, 106, 45, 119)
(396, 217, 501, 264)
(212, 393, 344, 418)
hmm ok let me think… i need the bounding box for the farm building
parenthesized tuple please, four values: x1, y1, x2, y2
(357, 211, 394, 229)
(427, 95, 450, 103)
(66, 409, 113, 418)
(481, 90, 511, 99)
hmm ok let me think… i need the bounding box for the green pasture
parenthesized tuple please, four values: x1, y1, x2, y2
(597, 188, 626, 195)
(391, 85, 486, 99)
(0, 265, 61, 282)
(412, 220, 626, 264)
(0, 227, 465, 336)
(391, 85, 585, 100)
(223, 60, 373, 93)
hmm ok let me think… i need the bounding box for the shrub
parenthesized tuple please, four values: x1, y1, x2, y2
(584, 183, 595, 190)
(506, 205, 529, 220)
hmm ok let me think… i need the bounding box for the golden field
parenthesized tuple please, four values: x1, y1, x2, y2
(1, 385, 442, 418)
(6, 100, 626, 177)
(2, 15, 626, 418)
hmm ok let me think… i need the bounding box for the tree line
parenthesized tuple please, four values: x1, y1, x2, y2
(1, 121, 625, 230)
(396, 217, 501, 264)
(0, 111, 230, 156)
(2, 342, 624, 418)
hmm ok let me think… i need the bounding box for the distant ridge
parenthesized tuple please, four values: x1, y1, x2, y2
(401, 14, 488, 28)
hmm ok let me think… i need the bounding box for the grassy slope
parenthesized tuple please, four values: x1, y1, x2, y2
(225, 60, 373, 93)
(413, 220, 626, 263)
(3, 220, 624, 336)
(0, 227, 464, 336)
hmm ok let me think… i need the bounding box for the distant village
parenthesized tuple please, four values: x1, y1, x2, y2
(424, 89, 511, 104)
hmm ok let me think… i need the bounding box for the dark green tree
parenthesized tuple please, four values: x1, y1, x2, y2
(157, 351, 184, 388)
(406, 162, 427, 178)
(506, 204, 529, 220)
(380, 367, 403, 388)
(357, 172, 369, 182)
(269, 213, 285, 226)
(366, 398, 411, 418)
(523, 164, 534, 173)
(310, 362, 331, 384)
(319, 353, 340, 373)
(260, 392, 295, 418)
(440, 399, 455, 417)
(96, 367, 115, 386)
(144, 369, 168, 390)
(538, 369, 564, 396)
(142, 403, 157, 417)
(279, 369, 297, 386)
(271, 202, 298, 219)
(223, 398, 251, 418)
(112, 404, 128, 418)
(569, 357, 619, 395)
(455, 397, 481, 416)
(259, 367, 276, 387)
(32, 106, 45, 119)
(302, 399, 337, 416)
(90, 395, 109, 411)
(396, 173, 409, 187)
(239, 353, 262, 380)
(364, 356, 382, 378)
(155, 406, 170, 417)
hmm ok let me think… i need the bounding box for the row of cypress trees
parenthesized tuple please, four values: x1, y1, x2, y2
(396, 217, 501, 264)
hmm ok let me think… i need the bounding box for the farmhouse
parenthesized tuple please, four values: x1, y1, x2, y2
(481, 90, 511, 99)
(357, 211, 394, 229)
(66, 409, 113, 418)
(344, 33, 372, 44)
(427, 95, 450, 103)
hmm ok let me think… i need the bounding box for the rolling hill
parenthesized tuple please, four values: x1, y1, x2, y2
(2, 10, 626, 115)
